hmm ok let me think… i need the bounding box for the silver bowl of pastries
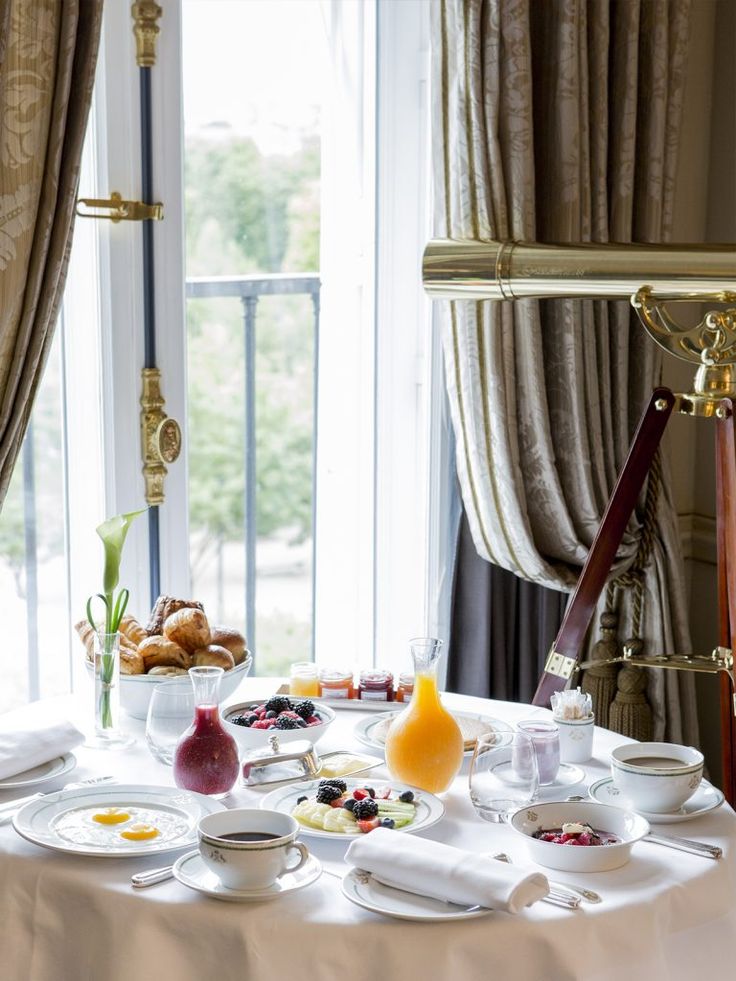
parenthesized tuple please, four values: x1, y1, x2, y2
(78, 596, 252, 720)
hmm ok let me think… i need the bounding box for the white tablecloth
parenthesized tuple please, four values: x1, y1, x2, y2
(1, 684, 735, 981)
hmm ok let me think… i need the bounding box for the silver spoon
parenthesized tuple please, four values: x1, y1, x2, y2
(493, 852, 602, 904)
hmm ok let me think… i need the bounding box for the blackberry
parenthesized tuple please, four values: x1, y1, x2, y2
(274, 715, 300, 730)
(315, 783, 343, 804)
(293, 699, 315, 720)
(352, 798, 379, 820)
(229, 715, 250, 727)
(399, 790, 415, 803)
(319, 778, 347, 794)
(265, 695, 292, 714)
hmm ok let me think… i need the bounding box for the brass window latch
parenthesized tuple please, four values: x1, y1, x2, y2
(140, 368, 181, 506)
(76, 191, 163, 222)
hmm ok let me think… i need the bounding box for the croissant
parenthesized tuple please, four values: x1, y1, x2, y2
(138, 636, 190, 671)
(209, 626, 247, 665)
(120, 615, 147, 647)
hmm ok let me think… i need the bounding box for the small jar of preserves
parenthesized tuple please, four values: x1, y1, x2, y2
(319, 668, 354, 699)
(358, 669, 394, 701)
(289, 662, 320, 698)
(396, 672, 414, 702)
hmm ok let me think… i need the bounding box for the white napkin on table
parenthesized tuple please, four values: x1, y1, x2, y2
(345, 828, 549, 913)
(0, 713, 84, 781)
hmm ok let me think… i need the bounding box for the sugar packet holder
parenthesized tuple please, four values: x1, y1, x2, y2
(551, 689, 594, 763)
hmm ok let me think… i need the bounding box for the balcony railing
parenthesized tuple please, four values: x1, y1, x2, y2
(185, 273, 321, 663)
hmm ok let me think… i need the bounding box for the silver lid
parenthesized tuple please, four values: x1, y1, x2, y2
(240, 735, 321, 786)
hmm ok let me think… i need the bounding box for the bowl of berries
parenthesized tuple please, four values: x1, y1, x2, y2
(508, 800, 650, 873)
(221, 695, 336, 750)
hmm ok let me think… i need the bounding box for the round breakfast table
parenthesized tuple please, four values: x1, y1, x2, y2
(1, 683, 734, 981)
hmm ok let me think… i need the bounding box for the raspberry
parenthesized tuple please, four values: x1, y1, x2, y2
(306, 715, 320, 725)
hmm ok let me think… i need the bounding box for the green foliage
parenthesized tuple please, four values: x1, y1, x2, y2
(186, 132, 319, 556)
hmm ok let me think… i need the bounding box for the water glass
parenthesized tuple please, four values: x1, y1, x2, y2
(469, 727, 539, 823)
(517, 719, 561, 785)
(145, 679, 195, 765)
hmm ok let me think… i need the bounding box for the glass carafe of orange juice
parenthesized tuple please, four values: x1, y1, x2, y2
(384, 638, 463, 793)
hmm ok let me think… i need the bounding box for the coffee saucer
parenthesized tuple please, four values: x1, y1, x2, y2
(588, 777, 724, 824)
(172, 850, 322, 902)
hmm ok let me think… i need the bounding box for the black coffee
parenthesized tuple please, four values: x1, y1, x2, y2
(219, 832, 281, 842)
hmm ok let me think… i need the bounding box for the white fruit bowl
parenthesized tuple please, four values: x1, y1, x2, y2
(221, 697, 336, 751)
(86, 652, 252, 721)
(509, 800, 649, 873)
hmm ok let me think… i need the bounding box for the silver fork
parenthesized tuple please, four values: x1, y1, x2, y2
(0, 775, 115, 824)
(493, 852, 601, 904)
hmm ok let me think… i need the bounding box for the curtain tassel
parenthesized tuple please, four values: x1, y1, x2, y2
(609, 638, 654, 741)
(581, 608, 620, 730)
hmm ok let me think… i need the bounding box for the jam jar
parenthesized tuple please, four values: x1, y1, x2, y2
(358, 669, 394, 701)
(396, 672, 415, 702)
(319, 668, 354, 699)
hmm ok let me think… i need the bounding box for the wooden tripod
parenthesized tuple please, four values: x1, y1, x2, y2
(532, 386, 736, 805)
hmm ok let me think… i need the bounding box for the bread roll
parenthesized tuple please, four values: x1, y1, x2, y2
(148, 666, 189, 677)
(164, 608, 210, 653)
(192, 644, 234, 671)
(147, 595, 204, 636)
(209, 626, 247, 665)
(138, 635, 190, 671)
(75, 619, 140, 660)
(119, 615, 147, 647)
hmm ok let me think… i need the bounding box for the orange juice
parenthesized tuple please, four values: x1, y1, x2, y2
(385, 641, 463, 793)
(289, 662, 321, 698)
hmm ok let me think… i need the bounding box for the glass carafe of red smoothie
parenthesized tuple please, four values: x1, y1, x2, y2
(173, 666, 239, 797)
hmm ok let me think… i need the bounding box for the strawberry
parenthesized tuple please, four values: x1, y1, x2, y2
(377, 787, 392, 799)
(357, 817, 380, 834)
(330, 797, 347, 809)
(353, 788, 369, 801)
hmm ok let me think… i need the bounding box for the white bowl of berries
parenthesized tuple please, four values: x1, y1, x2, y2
(221, 695, 336, 750)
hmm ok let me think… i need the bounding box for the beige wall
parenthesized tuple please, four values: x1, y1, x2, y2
(667, 0, 735, 785)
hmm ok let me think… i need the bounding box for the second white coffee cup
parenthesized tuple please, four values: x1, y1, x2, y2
(198, 808, 309, 890)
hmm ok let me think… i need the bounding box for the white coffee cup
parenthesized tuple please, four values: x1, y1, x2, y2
(198, 808, 309, 890)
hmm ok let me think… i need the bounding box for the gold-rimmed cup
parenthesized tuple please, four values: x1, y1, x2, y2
(198, 808, 309, 890)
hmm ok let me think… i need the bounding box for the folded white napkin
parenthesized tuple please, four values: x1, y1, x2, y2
(345, 828, 549, 913)
(0, 713, 84, 781)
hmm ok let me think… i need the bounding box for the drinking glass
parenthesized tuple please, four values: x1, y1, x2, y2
(517, 719, 561, 785)
(469, 726, 539, 822)
(145, 679, 195, 765)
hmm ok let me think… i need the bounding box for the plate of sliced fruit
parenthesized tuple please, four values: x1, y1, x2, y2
(259, 778, 444, 839)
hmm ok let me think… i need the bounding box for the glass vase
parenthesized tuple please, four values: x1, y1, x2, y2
(384, 637, 464, 792)
(89, 631, 133, 749)
(173, 666, 240, 797)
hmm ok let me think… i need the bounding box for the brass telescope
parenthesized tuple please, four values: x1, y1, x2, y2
(422, 238, 735, 300)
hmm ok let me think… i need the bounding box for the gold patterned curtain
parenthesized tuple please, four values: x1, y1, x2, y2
(0, 0, 103, 508)
(433, 0, 699, 744)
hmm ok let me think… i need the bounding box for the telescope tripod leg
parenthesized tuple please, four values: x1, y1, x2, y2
(715, 401, 736, 805)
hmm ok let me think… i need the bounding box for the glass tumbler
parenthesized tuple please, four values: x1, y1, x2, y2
(469, 726, 539, 823)
(516, 719, 561, 785)
(145, 679, 195, 765)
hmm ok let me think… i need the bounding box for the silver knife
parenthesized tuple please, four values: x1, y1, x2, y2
(645, 832, 722, 859)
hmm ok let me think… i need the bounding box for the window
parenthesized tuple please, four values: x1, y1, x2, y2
(0, 0, 455, 707)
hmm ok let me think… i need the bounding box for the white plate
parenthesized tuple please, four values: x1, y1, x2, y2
(588, 777, 725, 824)
(0, 753, 76, 790)
(259, 779, 444, 839)
(342, 868, 492, 922)
(488, 762, 585, 798)
(172, 849, 322, 902)
(12, 784, 226, 857)
(353, 711, 503, 757)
